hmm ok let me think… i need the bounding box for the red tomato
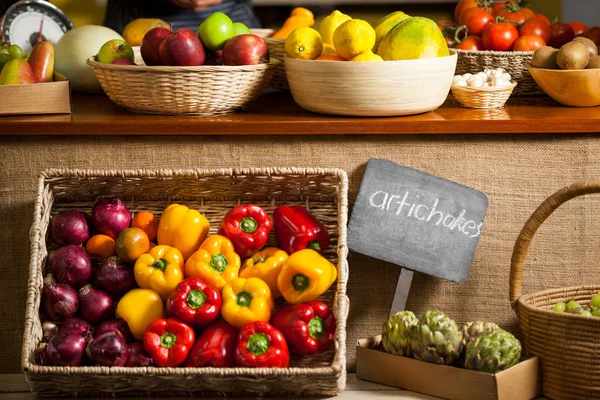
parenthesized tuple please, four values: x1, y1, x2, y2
(569, 22, 589, 37)
(491, 0, 518, 15)
(536, 14, 551, 25)
(456, 35, 483, 51)
(495, 3, 535, 25)
(519, 17, 551, 43)
(459, 7, 495, 36)
(583, 26, 600, 46)
(513, 35, 546, 51)
(481, 22, 519, 51)
(454, 0, 479, 22)
(548, 23, 575, 48)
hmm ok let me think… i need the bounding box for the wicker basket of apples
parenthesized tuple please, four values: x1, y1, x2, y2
(87, 12, 276, 116)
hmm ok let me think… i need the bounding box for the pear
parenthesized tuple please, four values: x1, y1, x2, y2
(0, 59, 35, 85)
(28, 41, 54, 83)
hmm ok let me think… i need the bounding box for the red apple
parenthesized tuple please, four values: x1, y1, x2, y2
(159, 28, 205, 66)
(141, 27, 171, 66)
(222, 34, 269, 66)
(112, 58, 135, 65)
(204, 49, 223, 65)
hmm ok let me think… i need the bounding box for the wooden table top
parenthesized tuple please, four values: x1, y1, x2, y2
(1, 91, 599, 135)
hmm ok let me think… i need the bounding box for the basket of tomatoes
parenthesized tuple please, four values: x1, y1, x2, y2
(444, 0, 599, 96)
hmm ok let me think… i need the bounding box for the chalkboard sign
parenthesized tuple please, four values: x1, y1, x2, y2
(348, 159, 488, 283)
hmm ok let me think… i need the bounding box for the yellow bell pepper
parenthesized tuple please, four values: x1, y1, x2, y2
(240, 247, 288, 298)
(116, 288, 164, 339)
(157, 204, 210, 260)
(134, 245, 184, 301)
(185, 235, 241, 290)
(277, 249, 337, 304)
(221, 277, 274, 329)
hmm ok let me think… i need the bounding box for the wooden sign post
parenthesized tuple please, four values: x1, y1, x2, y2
(348, 159, 488, 316)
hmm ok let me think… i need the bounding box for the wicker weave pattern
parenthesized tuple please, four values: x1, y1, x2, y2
(264, 38, 288, 91)
(23, 168, 349, 397)
(510, 180, 600, 400)
(455, 50, 543, 96)
(87, 59, 277, 115)
(451, 82, 517, 109)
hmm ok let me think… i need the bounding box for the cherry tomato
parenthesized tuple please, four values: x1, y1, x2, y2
(583, 26, 600, 46)
(459, 7, 495, 36)
(569, 22, 589, 37)
(548, 23, 575, 48)
(456, 35, 483, 51)
(491, 0, 518, 15)
(513, 35, 546, 51)
(519, 17, 551, 43)
(481, 22, 519, 51)
(535, 14, 551, 26)
(495, 3, 535, 26)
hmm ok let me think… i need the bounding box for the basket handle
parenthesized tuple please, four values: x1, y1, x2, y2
(510, 180, 600, 308)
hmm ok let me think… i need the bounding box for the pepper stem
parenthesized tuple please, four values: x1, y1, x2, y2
(253, 257, 266, 264)
(209, 254, 228, 273)
(186, 289, 206, 309)
(152, 258, 168, 271)
(160, 332, 176, 349)
(292, 274, 310, 292)
(240, 217, 258, 233)
(308, 241, 321, 252)
(237, 291, 253, 307)
(308, 316, 325, 339)
(247, 333, 269, 356)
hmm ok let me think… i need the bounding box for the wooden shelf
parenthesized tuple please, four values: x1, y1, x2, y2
(0, 92, 599, 135)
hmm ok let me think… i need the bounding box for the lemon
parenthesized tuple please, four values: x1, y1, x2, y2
(322, 44, 338, 56)
(285, 27, 324, 60)
(373, 11, 410, 53)
(122, 18, 170, 46)
(333, 20, 376, 61)
(377, 17, 449, 61)
(318, 10, 352, 45)
(352, 51, 383, 62)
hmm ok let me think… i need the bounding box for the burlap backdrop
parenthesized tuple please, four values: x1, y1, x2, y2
(1, 134, 599, 373)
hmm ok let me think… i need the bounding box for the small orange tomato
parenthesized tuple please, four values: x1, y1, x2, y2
(132, 211, 158, 241)
(86, 234, 116, 261)
(149, 242, 157, 250)
(116, 227, 150, 263)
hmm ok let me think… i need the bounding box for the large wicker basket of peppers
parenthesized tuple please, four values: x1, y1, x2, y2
(22, 168, 349, 397)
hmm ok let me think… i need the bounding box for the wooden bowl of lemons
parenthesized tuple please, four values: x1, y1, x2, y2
(528, 66, 600, 107)
(284, 50, 458, 117)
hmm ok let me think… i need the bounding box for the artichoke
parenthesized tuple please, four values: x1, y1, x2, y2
(464, 329, 522, 373)
(460, 321, 499, 346)
(411, 310, 463, 366)
(382, 311, 419, 357)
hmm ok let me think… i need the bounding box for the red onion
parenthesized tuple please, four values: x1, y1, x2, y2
(86, 331, 129, 366)
(51, 210, 91, 246)
(59, 318, 94, 338)
(51, 245, 92, 287)
(43, 282, 78, 321)
(96, 319, 132, 342)
(79, 286, 114, 324)
(40, 325, 92, 366)
(92, 198, 131, 239)
(92, 257, 134, 295)
(125, 342, 154, 367)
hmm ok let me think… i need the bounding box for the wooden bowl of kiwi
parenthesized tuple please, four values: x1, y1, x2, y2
(529, 37, 600, 107)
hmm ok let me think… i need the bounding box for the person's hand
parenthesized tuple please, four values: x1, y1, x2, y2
(170, 0, 222, 12)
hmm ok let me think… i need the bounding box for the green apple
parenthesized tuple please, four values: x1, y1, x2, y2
(198, 12, 235, 51)
(233, 22, 251, 36)
(97, 39, 134, 64)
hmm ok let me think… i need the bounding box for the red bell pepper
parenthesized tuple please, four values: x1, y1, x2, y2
(273, 206, 330, 254)
(235, 321, 289, 368)
(167, 278, 222, 329)
(185, 321, 238, 368)
(271, 302, 336, 355)
(143, 318, 195, 367)
(218, 205, 272, 258)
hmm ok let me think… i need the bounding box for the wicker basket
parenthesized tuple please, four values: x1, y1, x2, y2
(87, 58, 277, 115)
(22, 168, 349, 397)
(455, 49, 543, 96)
(264, 38, 288, 91)
(451, 82, 517, 109)
(510, 180, 600, 400)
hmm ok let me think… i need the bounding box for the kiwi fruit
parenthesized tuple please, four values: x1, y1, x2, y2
(531, 46, 559, 69)
(572, 36, 599, 58)
(557, 42, 590, 70)
(587, 55, 600, 69)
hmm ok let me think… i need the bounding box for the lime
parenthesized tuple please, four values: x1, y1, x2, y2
(198, 12, 235, 51)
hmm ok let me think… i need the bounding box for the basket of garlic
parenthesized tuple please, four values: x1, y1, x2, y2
(451, 68, 517, 109)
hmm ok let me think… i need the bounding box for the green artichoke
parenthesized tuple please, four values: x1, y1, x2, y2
(382, 311, 419, 357)
(460, 321, 499, 346)
(411, 310, 463, 366)
(464, 329, 522, 373)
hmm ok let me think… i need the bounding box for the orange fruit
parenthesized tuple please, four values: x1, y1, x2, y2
(316, 54, 345, 61)
(291, 7, 314, 20)
(132, 211, 158, 241)
(116, 227, 150, 263)
(86, 234, 116, 262)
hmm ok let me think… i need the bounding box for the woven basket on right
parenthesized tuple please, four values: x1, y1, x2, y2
(452, 82, 517, 109)
(455, 49, 543, 96)
(510, 180, 600, 400)
(264, 38, 288, 91)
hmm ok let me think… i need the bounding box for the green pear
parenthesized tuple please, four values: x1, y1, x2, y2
(233, 22, 251, 36)
(0, 58, 35, 85)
